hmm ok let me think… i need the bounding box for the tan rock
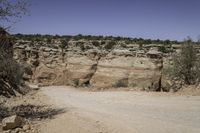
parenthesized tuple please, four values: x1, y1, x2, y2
(90, 55, 162, 90)
(29, 84, 40, 90)
(14, 41, 165, 91)
(2, 115, 23, 130)
(23, 125, 30, 131)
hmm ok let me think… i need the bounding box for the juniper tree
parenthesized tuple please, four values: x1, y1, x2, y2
(59, 39, 69, 63)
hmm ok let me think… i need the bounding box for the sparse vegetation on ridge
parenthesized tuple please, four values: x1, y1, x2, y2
(13, 33, 184, 45)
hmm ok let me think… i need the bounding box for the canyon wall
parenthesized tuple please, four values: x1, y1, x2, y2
(14, 40, 176, 91)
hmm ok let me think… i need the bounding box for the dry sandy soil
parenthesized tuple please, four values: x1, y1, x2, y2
(38, 86, 200, 133)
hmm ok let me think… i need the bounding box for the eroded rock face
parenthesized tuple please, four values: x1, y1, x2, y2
(90, 53, 162, 90)
(14, 40, 165, 90)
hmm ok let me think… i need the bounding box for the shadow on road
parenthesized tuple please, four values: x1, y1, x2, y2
(0, 104, 66, 121)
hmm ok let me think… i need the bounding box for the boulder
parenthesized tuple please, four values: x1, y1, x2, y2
(2, 115, 24, 130)
(147, 49, 162, 59)
(29, 84, 40, 90)
(23, 124, 30, 130)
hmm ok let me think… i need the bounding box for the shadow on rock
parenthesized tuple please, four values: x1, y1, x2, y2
(0, 105, 10, 121)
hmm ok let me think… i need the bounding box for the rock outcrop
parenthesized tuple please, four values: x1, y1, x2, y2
(90, 51, 162, 90)
(2, 115, 24, 130)
(14, 40, 175, 91)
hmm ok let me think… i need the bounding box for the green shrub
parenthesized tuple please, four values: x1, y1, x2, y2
(80, 44, 85, 51)
(120, 43, 127, 48)
(92, 41, 100, 47)
(139, 43, 143, 50)
(167, 39, 200, 85)
(60, 39, 69, 50)
(46, 38, 52, 44)
(0, 30, 24, 97)
(104, 41, 116, 50)
(113, 79, 128, 88)
(158, 46, 167, 53)
(85, 45, 91, 50)
(101, 41, 106, 45)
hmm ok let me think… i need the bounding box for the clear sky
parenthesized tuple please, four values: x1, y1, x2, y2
(11, 0, 200, 41)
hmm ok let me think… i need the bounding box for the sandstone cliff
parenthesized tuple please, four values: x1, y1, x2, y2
(14, 40, 180, 91)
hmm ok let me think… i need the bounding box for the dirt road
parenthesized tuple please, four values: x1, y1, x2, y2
(39, 86, 200, 133)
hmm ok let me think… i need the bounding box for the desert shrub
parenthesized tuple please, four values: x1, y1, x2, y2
(73, 34, 83, 41)
(139, 43, 143, 50)
(79, 44, 85, 51)
(113, 79, 128, 88)
(85, 45, 91, 50)
(104, 41, 116, 50)
(59, 39, 69, 62)
(23, 64, 33, 75)
(101, 41, 106, 45)
(120, 43, 127, 48)
(34, 37, 42, 42)
(46, 38, 52, 44)
(59, 39, 69, 50)
(124, 40, 132, 44)
(129, 83, 137, 87)
(0, 29, 25, 97)
(164, 39, 171, 45)
(73, 79, 79, 87)
(158, 46, 167, 53)
(76, 41, 84, 46)
(92, 41, 100, 47)
(167, 39, 200, 85)
(47, 43, 58, 49)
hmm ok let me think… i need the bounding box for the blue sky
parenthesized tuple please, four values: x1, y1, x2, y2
(11, 0, 200, 41)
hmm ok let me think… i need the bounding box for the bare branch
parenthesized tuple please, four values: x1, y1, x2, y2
(0, 0, 28, 28)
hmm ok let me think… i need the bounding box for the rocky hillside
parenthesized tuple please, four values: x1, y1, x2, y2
(13, 39, 200, 91)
